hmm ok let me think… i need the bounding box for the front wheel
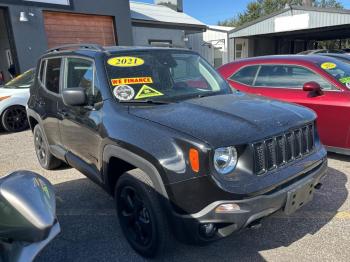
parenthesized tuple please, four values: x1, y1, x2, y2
(1, 106, 28, 132)
(115, 169, 173, 258)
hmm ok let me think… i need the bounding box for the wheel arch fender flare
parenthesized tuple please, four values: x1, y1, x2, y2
(102, 144, 169, 200)
(26, 108, 43, 131)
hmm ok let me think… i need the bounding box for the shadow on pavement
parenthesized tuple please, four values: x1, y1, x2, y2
(36, 167, 347, 262)
(328, 152, 350, 162)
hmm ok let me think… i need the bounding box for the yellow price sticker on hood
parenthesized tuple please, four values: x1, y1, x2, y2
(107, 56, 144, 67)
(321, 62, 337, 70)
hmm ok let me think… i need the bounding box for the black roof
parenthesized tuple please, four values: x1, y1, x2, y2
(42, 44, 193, 59)
(103, 46, 189, 53)
(318, 53, 350, 60)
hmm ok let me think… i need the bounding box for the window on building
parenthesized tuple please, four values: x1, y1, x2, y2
(148, 40, 172, 48)
(254, 65, 335, 90)
(230, 65, 259, 86)
(45, 58, 62, 94)
(64, 57, 101, 104)
(235, 43, 243, 59)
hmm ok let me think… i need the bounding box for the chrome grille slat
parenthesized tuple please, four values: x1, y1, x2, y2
(253, 123, 315, 175)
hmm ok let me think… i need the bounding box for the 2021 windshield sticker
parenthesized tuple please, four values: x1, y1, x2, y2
(113, 85, 135, 101)
(111, 77, 153, 86)
(135, 85, 164, 99)
(107, 56, 144, 67)
(321, 62, 337, 70)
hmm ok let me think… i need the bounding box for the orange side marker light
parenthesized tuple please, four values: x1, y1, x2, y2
(189, 148, 200, 173)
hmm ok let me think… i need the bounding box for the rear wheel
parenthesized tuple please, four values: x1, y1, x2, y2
(1, 106, 28, 132)
(115, 169, 172, 258)
(33, 125, 62, 170)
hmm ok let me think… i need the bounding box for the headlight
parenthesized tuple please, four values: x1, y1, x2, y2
(0, 96, 11, 101)
(213, 146, 238, 175)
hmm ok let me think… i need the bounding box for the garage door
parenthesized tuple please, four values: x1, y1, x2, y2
(43, 12, 116, 48)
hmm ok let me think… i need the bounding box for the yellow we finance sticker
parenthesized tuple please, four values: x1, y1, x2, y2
(111, 77, 153, 86)
(321, 62, 337, 70)
(107, 56, 144, 67)
(135, 85, 164, 99)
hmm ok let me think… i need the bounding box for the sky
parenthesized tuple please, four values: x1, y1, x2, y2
(134, 0, 350, 25)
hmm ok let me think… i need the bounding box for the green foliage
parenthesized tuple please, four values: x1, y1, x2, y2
(218, 0, 343, 27)
(314, 0, 343, 8)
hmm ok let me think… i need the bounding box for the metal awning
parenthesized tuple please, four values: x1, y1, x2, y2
(230, 5, 350, 40)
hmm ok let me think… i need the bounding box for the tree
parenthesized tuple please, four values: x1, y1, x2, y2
(218, 0, 343, 27)
(315, 0, 343, 8)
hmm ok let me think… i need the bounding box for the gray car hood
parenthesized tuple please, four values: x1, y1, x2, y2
(129, 93, 316, 148)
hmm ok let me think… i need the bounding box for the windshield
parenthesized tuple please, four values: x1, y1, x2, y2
(319, 61, 350, 89)
(105, 50, 231, 103)
(4, 69, 35, 89)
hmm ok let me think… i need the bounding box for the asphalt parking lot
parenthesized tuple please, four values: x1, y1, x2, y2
(0, 130, 350, 262)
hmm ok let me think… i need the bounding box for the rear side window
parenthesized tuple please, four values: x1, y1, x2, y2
(45, 58, 62, 94)
(255, 65, 334, 90)
(229, 65, 259, 85)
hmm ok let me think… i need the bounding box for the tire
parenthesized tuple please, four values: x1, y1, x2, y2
(33, 125, 62, 170)
(115, 169, 173, 258)
(1, 105, 29, 132)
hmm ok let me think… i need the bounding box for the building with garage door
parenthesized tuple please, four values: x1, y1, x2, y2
(0, 0, 133, 81)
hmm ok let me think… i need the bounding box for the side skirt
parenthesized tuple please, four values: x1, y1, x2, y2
(326, 146, 350, 156)
(50, 145, 103, 186)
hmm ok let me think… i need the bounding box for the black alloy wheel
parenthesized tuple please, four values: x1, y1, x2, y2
(1, 106, 28, 132)
(118, 185, 154, 249)
(116, 170, 173, 258)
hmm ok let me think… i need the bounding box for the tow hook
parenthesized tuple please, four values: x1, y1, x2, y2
(314, 183, 322, 190)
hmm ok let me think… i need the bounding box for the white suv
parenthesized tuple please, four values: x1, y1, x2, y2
(0, 69, 34, 132)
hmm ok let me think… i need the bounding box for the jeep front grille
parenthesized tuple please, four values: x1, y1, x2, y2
(252, 123, 315, 175)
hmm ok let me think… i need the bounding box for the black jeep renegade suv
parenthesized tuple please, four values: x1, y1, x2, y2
(27, 44, 328, 258)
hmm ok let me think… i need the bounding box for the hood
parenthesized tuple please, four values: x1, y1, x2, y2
(0, 87, 29, 97)
(129, 93, 316, 148)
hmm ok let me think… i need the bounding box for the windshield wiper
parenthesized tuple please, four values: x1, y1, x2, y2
(195, 92, 223, 99)
(119, 99, 171, 105)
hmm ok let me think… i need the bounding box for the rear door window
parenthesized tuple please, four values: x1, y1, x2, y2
(229, 65, 259, 86)
(45, 58, 62, 94)
(254, 65, 335, 90)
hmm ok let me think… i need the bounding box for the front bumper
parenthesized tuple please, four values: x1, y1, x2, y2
(170, 158, 327, 244)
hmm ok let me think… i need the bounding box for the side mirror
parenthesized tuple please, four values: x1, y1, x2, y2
(62, 87, 87, 106)
(303, 82, 323, 96)
(0, 171, 57, 242)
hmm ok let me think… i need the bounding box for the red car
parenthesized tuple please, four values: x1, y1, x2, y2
(218, 55, 350, 155)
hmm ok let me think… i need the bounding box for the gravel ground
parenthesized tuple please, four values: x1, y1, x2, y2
(0, 130, 349, 262)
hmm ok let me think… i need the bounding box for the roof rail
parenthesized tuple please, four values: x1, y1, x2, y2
(46, 44, 105, 54)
